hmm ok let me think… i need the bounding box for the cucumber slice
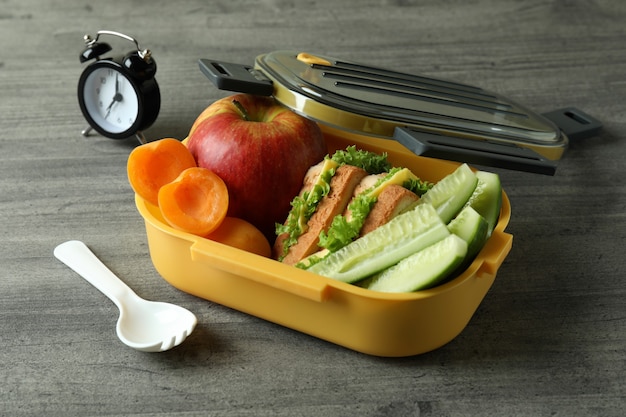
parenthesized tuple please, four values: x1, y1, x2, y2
(307, 203, 450, 283)
(464, 171, 502, 236)
(447, 205, 488, 259)
(365, 234, 468, 293)
(419, 163, 478, 223)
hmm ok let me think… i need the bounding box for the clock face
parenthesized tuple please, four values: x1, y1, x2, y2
(80, 65, 140, 135)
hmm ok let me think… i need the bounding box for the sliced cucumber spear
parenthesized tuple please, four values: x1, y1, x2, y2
(306, 203, 449, 284)
(447, 205, 488, 260)
(419, 163, 478, 223)
(464, 170, 502, 237)
(364, 234, 468, 293)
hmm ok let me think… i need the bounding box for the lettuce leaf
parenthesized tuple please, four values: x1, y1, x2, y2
(403, 177, 433, 196)
(330, 146, 391, 174)
(318, 192, 377, 253)
(275, 162, 337, 260)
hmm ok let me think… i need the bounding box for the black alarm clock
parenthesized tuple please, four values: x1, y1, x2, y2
(77, 30, 160, 144)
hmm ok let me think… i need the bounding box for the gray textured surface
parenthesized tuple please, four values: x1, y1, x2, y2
(1, 0, 625, 415)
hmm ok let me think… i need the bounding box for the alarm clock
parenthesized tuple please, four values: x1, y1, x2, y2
(77, 30, 160, 144)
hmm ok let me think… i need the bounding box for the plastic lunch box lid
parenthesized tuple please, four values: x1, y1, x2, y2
(253, 51, 563, 145)
(199, 51, 606, 174)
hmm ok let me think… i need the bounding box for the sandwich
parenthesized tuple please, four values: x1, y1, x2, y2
(273, 146, 432, 265)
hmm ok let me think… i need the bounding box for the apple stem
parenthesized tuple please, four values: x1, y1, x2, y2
(232, 99, 250, 121)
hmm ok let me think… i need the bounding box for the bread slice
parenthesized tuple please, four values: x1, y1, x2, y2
(359, 184, 419, 236)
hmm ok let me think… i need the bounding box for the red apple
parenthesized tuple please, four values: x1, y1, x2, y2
(186, 93, 327, 242)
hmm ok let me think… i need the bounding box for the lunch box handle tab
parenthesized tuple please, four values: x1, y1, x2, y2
(393, 127, 559, 175)
(475, 231, 513, 278)
(198, 58, 274, 97)
(189, 241, 330, 303)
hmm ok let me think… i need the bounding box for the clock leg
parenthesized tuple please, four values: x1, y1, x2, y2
(81, 126, 93, 137)
(135, 131, 147, 145)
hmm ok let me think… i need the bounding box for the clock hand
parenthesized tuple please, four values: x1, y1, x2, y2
(104, 95, 123, 119)
(111, 74, 124, 103)
(104, 75, 124, 120)
(104, 97, 116, 120)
